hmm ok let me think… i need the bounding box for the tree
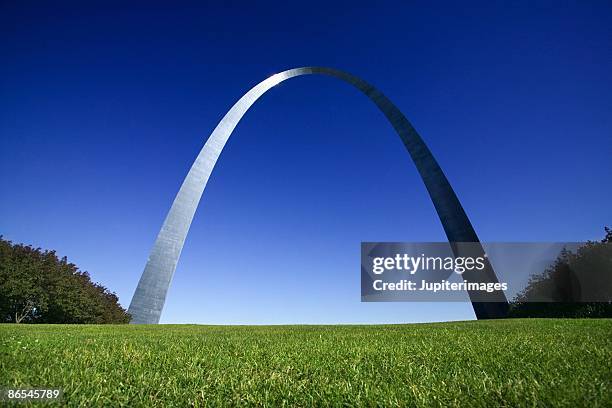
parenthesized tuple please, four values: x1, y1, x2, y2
(508, 227, 612, 318)
(0, 237, 130, 323)
(603, 226, 612, 243)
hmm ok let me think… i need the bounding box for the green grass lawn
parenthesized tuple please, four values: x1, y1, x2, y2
(1, 319, 610, 407)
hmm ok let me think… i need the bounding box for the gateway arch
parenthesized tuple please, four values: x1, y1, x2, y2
(128, 67, 509, 324)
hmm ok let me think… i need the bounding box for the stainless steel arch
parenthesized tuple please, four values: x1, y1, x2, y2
(128, 67, 508, 324)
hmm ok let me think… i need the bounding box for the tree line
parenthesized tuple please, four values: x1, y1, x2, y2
(509, 227, 612, 318)
(0, 237, 130, 323)
(1, 228, 610, 323)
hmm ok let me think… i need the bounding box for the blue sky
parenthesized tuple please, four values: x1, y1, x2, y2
(1, 1, 611, 324)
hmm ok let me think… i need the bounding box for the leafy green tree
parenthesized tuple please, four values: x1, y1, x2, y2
(0, 237, 130, 323)
(509, 228, 612, 318)
(603, 226, 612, 243)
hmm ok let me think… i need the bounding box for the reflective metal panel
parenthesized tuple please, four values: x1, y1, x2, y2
(128, 67, 508, 323)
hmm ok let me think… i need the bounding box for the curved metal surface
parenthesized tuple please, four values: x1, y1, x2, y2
(128, 67, 508, 324)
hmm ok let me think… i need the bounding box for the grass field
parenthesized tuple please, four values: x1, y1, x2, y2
(1, 319, 610, 407)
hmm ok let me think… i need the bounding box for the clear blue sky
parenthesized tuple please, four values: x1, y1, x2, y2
(1, 1, 610, 324)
